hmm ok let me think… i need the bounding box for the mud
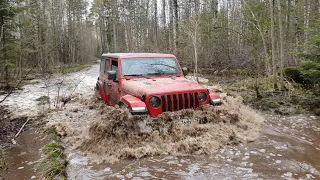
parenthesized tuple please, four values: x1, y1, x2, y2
(1, 129, 50, 180)
(0, 106, 34, 150)
(54, 95, 262, 164)
(66, 114, 320, 180)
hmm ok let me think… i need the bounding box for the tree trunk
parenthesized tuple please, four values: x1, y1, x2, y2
(173, 0, 178, 54)
(277, 0, 285, 90)
(154, 0, 158, 46)
(211, 0, 218, 18)
(169, 0, 175, 53)
(269, 0, 277, 89)
(113, 23, 117, 52)
(162, 0, 166, 27)
(304, 0, 310, 52)
(318, 0, 320, 16)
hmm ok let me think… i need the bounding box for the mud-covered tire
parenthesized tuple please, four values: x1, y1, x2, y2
(94, 84, 101, 100)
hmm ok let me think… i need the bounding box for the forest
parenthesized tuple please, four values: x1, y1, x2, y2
(0, 0, 319, 92)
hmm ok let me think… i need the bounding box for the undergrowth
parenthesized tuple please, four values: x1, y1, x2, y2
(218, 76, 320, 115)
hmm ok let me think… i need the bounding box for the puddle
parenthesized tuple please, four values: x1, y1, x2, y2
(65, 114, 319, 179)
(1, 129, 50, 180)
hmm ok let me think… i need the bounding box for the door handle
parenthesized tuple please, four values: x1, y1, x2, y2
(107, 82, 112, 86)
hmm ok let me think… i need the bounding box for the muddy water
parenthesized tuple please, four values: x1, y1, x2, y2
(65, 114, 320, 179)
(0, 63, 98, 117)
(3, 115, 318, 180)
(1, 129, 50, 180)
(1, 63, 319, 179)
(0, 63, 98, 180)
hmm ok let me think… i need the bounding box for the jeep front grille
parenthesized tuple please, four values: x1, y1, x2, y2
(161, 92, 200, 112)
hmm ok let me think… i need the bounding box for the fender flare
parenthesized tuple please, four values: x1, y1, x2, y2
(209, 93, 222, 105)
(120, 95, 148, 114)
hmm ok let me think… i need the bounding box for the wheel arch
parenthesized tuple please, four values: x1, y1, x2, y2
(120, 95, 148, 115)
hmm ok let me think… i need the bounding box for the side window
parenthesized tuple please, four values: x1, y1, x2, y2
(104, 59, 110, 74)
(100, 58, 105, 74)
(111, 60, 118, 81)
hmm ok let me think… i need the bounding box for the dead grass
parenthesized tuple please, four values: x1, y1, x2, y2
(58, 61, 97, 74)
(0, 151, 7, 179)
(40, 128, 68, 179)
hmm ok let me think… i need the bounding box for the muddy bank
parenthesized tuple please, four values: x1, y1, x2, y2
(0, 106, 36, 150)
(48, 96, 263, 164)
(0, 106, 47, 180)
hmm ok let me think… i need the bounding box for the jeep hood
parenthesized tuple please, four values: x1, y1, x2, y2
(122, 77, 206, 97)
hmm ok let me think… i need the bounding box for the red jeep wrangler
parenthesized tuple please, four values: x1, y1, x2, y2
(95, 53, 221, 117)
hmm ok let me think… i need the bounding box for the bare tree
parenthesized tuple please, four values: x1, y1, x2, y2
(277, 0, 285, 90)
(269, 0, 277, 89)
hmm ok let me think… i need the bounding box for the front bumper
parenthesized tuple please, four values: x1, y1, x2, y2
(209, 99, 222, 106)
(131, 107, 149, 115)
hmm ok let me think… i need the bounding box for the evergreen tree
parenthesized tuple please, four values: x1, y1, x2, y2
(0, 0, 19, 88)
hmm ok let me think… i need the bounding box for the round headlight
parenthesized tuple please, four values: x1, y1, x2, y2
(149, 96, 161, 108)
(199, 92, 207, 103)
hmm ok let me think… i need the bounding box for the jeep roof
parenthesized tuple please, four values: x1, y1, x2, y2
(101, 53, 175, 59)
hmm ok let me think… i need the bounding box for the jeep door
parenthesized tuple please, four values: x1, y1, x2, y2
(105, 59, 122, 106)
(100, 58, 111, 104)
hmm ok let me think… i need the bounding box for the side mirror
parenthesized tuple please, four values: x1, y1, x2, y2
(182, 67, 189, 76)
(107, 70, 117, 81)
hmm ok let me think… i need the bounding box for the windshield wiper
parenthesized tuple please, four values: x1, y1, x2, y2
(124, 74, 150, 79)
(146, 72, 165, 76)
(147, 72, 178, 77)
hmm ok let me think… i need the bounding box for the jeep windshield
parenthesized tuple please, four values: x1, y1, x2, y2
(122, 58, 181, 77)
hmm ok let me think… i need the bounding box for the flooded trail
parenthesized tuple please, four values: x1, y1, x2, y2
(66, 114, 320, 180)
(0, 64, 98, 180)
(1, 63, 319, 179)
